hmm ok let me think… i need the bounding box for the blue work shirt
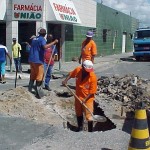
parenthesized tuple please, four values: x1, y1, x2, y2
(0, 44, 8, 62)
(28, 36, 46, 64)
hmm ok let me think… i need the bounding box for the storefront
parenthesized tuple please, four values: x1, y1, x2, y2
(45, 0, 82, 61)
(3, 0, 138, 63)
(0, 0, 6, 45)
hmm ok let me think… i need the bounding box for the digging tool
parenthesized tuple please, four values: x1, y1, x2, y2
(36, 45, 56, 98)
(65, 84, 107, 122)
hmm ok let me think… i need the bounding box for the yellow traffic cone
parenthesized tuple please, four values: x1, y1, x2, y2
(128, 108, 150, 150)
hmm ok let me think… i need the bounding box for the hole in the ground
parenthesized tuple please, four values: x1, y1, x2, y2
(63, 101, 116, 132)
(93, 101, 116, 131)
(56, 91, 73, 97)
(56, 87, 116, 132)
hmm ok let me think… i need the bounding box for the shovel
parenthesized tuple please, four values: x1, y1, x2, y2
(36, 45, 56, 98)
(65, 84, 107, 123)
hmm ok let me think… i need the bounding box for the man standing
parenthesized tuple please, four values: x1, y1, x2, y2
(28, 28, 58, 98)
(62, 60, 97, 132)
(44, 34, 58, 91)
(79, 31, 97, 64)
(12, 38, 22, 73)
(0, 43, 12, 83)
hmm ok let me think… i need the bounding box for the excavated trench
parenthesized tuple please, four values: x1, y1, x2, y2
(56, 92, 116, 132)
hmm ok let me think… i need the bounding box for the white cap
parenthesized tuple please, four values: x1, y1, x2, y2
(82, 60, 94, 72)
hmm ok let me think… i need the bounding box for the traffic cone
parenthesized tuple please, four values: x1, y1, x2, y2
(128, 108, 150, 150)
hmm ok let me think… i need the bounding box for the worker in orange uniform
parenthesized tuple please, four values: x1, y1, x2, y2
(62, 60, 97, 132)
(79, 31, 97, 64)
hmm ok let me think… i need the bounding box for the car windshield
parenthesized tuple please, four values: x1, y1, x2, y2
(135, 30, 150, 39)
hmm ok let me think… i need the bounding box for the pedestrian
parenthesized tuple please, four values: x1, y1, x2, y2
(0, 43, 12, 84)
(79, 30, 97, 64)
(44, 34, 58, 91)
(62, 60, 97, 132)
(12, 38, 22, 73)
(28, 28, 58, 98)
(25, 35, 36, 53)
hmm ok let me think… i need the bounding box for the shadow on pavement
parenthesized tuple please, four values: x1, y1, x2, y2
(120, 56, 150, 62)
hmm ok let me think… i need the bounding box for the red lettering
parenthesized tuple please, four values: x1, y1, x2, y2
(25, 5, 30, 11)
(53, 3, 76, 15)
(14, 4, 18, 10)
(13, 4, 42, 11)
(53, 3, 58, 11)
(21, 5, 24, 11)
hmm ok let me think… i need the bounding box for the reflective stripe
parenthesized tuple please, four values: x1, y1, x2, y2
(131, 128, 149, 139)
(135, 109, 147, 120)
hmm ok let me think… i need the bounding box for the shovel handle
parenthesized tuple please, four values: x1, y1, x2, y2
(65, 84, 94, 117)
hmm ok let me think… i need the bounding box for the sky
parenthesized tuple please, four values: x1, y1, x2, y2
(94, 0, 150, 27)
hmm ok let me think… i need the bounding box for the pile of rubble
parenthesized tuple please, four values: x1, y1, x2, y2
(96, 74, 150, 112)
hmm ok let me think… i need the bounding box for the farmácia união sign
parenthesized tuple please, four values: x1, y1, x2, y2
(53, 3, 77, 22)
(49, 0, 81, 24)
(12, 1, 43, 21)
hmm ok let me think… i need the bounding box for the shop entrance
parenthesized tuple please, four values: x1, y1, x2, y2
(0, 22, 6, 45)
(18, 22, 36, 63)
(47, 23, 61, 61)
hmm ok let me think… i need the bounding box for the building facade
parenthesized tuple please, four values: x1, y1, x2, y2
(0, 0, 138, 63)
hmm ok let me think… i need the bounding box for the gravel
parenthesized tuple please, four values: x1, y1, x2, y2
(21, 125, 130, 150)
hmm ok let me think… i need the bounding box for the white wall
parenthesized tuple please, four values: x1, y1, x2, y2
(72, 0, 97, 27)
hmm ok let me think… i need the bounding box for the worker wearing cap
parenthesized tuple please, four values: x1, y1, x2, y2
(62, 60, 97, 132)
(28, 28, 58, 98)
(79, 31, 97, 64)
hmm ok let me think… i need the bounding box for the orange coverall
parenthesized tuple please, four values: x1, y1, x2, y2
(69, 66, 97, 120)
(81, 39, 97, 62)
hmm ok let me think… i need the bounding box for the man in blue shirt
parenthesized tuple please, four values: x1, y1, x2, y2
(28, 28, 58, 98)
(0, 43, 12, 83)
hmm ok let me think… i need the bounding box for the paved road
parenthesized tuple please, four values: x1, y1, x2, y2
(0, 52, 150, 150)
(95, 56, 150, 80)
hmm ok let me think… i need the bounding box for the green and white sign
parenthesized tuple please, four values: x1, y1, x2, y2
(12, 0, 43, 21)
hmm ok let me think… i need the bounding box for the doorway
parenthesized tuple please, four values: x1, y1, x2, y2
(122, 32, 127, 53)
(0, 22, 6, 45)
(18, 22, 36, 63)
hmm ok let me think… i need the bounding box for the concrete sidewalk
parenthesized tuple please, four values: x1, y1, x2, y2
(5, 52, 133, 77)
(50, 52, 132, 73)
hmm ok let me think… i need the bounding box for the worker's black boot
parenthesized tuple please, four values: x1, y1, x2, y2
(35, 81, 44, 99)
(28, 80, 35, 92)
(76, 116, 83, 132)
(88, 121, 93, 132)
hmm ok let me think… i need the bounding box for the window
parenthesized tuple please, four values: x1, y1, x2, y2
(103, 29, 107, 42)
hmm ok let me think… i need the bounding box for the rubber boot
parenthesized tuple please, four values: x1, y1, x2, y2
(88, 121, 93, 132)
(28, 80, 35, 92)
(35, 81, 44, 99)
(77, 116, 83, 131)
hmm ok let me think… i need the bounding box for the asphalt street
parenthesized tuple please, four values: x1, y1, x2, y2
(0, 52, 150, 150)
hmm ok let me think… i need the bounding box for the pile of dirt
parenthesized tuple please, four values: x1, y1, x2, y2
(0, 87, 66, 125)
(96, 74, 150, 112)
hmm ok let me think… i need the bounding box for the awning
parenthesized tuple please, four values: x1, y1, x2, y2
(0, 0, 6, 20)
(47, 0, 81, 24)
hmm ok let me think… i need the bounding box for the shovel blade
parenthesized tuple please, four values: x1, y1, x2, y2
(36, 86, 45, 99)
(93, 115, 107, 122)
